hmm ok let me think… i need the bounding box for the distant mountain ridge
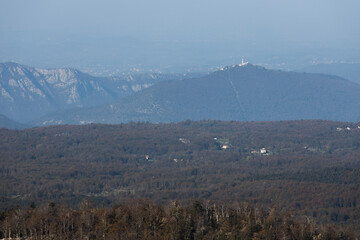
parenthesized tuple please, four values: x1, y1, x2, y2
(0, 114, 28, 129)
(0, 62, 197, 122)
(32, 64, 360, 125)
(299, 63, 360, 84)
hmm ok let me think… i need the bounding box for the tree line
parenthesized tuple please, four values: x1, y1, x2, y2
(0, 200, 354, 239)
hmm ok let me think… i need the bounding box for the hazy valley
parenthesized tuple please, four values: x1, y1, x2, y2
(2, 0, 360, 238)
(2, 62, 360, 127)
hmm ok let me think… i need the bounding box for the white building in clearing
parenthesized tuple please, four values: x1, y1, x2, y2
(222, 144, 229, 150)
(260, 148, 267, 154)
(238, 58, 248, 67)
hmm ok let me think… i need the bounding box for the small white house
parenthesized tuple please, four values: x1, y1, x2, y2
(222, 145, 229, 150)
(260, 148, 267, 154)
(179, 138, 190, 144)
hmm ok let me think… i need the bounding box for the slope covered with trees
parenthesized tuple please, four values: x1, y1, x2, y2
(0, 200, 354, 239)
(1, 120, 360, 234)
(33, 64, 360, 125)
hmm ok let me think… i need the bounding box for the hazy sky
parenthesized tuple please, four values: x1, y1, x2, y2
(2, 0, 359, 42)
(1, 0, 359, 72)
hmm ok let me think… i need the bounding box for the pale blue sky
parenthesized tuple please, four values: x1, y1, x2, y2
(1, 0, 359, 72)
(1, 0, 359, 42)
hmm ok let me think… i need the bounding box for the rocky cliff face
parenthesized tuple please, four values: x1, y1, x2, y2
(0, 62, 118, 122)
(0, 62, 190, 122)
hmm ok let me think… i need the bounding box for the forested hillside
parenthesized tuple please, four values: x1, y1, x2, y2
(1, 120, 360, 235)
(33, 64, 360, 125)
(0, 201, 354, 239)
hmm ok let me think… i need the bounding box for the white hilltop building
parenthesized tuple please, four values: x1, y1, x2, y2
(238, 58, 248, 66)
(219, 58, 248, 71)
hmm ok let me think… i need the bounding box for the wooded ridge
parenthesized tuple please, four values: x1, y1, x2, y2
(1, 120, 360, 236)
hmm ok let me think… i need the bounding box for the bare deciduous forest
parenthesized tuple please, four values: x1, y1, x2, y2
(1, 120, 360, 238)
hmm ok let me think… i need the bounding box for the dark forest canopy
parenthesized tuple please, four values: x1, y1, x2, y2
(0, 200, 355, 240)
(1, 120, 360, 234)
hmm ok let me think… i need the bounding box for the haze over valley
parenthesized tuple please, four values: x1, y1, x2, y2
(1, 0, 360, 238)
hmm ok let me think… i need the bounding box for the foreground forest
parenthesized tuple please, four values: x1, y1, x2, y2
(1, 120, 360, 237)
(0, 201, 354, 239)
